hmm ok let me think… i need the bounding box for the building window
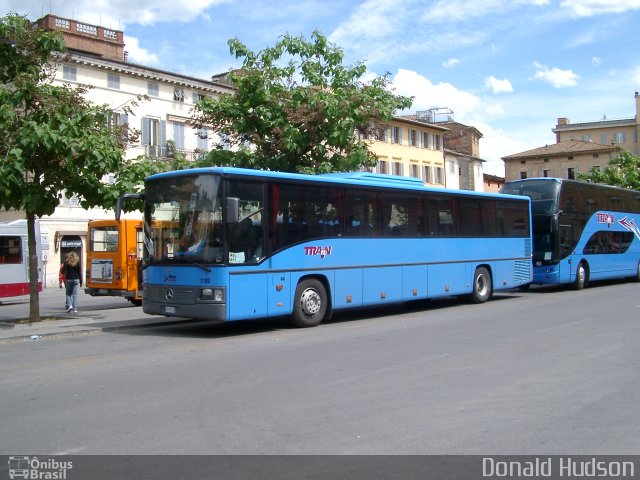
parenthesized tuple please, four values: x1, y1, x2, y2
(600, 134, 607, 144)
(172, 121, 185, 150)
(448, 161, 456, 174)
(593, 153, 599, 158)
(543, 169, 550, 177)
(409, 129, 418, 147)
(107, 73, 120, 89)
(392, 161, 404, 176)
(378, 160, 388, 174)
(582, 134, 591, 142)
(520, 172, 528, 179)
(423, 165, 432, 183)
(434, 134, 442, 150)
(614, 132, 626, 144)
(147, 82, 159, 97)
(391, 126, 402, 144)
(141, 117, 166, 157)
(567, 167, 575, 180)
(434, 167, 444, 184)
(410, 163, 419, 179)
(375, 126, 387, 142)
(63, 65, 76, 81)
(173, 88, 185, 102)
(591, 165, 601, 174)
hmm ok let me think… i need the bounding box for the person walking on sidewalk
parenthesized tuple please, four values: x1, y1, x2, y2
(62, 251, 83, 313)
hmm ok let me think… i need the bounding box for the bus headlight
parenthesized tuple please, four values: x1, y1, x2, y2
(200, 287, 224, 302)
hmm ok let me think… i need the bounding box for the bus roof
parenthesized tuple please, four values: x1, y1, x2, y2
(148, 166, 528, 201)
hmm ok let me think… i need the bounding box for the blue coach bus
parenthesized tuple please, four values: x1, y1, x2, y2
(501, 178, 640, 289)
(118, 167, 532, 327)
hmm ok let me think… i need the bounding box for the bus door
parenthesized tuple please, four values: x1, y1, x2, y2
(558, 223, 574, 283)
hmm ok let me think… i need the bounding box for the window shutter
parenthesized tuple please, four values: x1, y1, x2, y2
(141, 117, 150, 145)
(160, 120, 167, 155)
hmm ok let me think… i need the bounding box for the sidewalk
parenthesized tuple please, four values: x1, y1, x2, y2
(0, 287, 184, 342)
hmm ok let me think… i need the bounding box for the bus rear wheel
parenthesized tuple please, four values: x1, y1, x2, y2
(291, 279, 327, 328)
(470, 267, 492, 303)
(573, 262, 588, 290)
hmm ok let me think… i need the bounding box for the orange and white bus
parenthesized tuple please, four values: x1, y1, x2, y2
(85, 219, 143, 305)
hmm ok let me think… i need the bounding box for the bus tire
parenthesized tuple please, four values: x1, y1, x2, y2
(635, 261, 640, 282)
(291, 279, 327, 328)
(470, 267, 492, 303)
(573, 262, 588, 290)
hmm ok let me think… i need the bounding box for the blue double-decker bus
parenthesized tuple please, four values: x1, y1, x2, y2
(501, 178, 640, 289)
(118, 167, 532, 327)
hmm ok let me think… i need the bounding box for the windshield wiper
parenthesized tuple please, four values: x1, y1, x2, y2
(180, 257, 211, 272)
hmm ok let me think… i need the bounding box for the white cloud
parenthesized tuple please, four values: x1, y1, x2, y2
(123, 36, 160, 65)
(392, 69, 480, 119)
(329, 0, 405, 45)
(423, 0, 550, 23)
(442, 58, 460, 68)
(532, 62, 579, 88)
(485, 104, 506, 115)
(485, 76, 514, 94)
(561, 0, 640, 17)
(592, 56, 602, 66)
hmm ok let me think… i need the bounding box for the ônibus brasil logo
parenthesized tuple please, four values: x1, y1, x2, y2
(304, 246, 332, 259)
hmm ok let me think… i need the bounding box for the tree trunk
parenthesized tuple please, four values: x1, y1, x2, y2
(26, 211, 41, 322)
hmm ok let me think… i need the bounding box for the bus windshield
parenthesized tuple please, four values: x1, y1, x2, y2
(501, 179, 561, 215)
(144, 174, 224, 264)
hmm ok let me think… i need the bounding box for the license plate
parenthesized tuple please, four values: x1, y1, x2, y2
(164, 306, 176, 314)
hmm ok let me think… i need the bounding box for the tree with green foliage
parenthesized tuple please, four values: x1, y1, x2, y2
(192, 31, 413, 174)
(0, 13, 132, 321)
(578, 150, 640, 190)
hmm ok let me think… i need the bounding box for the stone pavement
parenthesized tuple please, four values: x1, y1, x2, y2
(0, 286, 184, 342)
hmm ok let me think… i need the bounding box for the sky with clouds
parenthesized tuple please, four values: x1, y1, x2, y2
(7, 0, 640, 175)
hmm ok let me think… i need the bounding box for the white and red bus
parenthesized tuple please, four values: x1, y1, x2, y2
(0, 220, 42, 298)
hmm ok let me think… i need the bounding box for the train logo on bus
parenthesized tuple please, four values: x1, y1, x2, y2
(619, 217, 640, 240)
(597, 212, 615, 226)
(304, 246, 333, 259)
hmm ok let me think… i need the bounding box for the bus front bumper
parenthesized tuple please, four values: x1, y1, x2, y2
(143, 300, 226, 321)
(533, 265, 560, 284)
(143, 284, 226, 321)
(85, 287, 134, 298)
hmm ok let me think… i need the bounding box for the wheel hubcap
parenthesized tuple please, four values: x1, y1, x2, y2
(300, 288, 321, 315)
(476, 275, 488, 296)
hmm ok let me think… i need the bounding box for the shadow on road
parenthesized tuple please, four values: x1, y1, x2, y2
(108, 291, 523, 340)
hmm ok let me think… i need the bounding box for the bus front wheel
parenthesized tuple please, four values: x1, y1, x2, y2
(573, 262, 588, 290)
(291, 279, 327, 328)
(470, 267, 492, 303)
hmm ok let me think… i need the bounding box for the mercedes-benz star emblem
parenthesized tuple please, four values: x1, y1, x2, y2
(166, 288, 174, 300)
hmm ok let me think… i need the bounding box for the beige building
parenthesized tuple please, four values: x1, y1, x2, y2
(502, 140, 621, 182)
(483, 174, 505, 193)
(552, 92, 639, 156)
(366, 117, 449, 187)
(440, 121, 485, 191)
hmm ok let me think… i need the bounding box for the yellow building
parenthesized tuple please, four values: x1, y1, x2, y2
(366, 116, 449, 187)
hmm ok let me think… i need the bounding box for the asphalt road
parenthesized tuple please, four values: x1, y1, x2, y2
(1, 281, 639, 455)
